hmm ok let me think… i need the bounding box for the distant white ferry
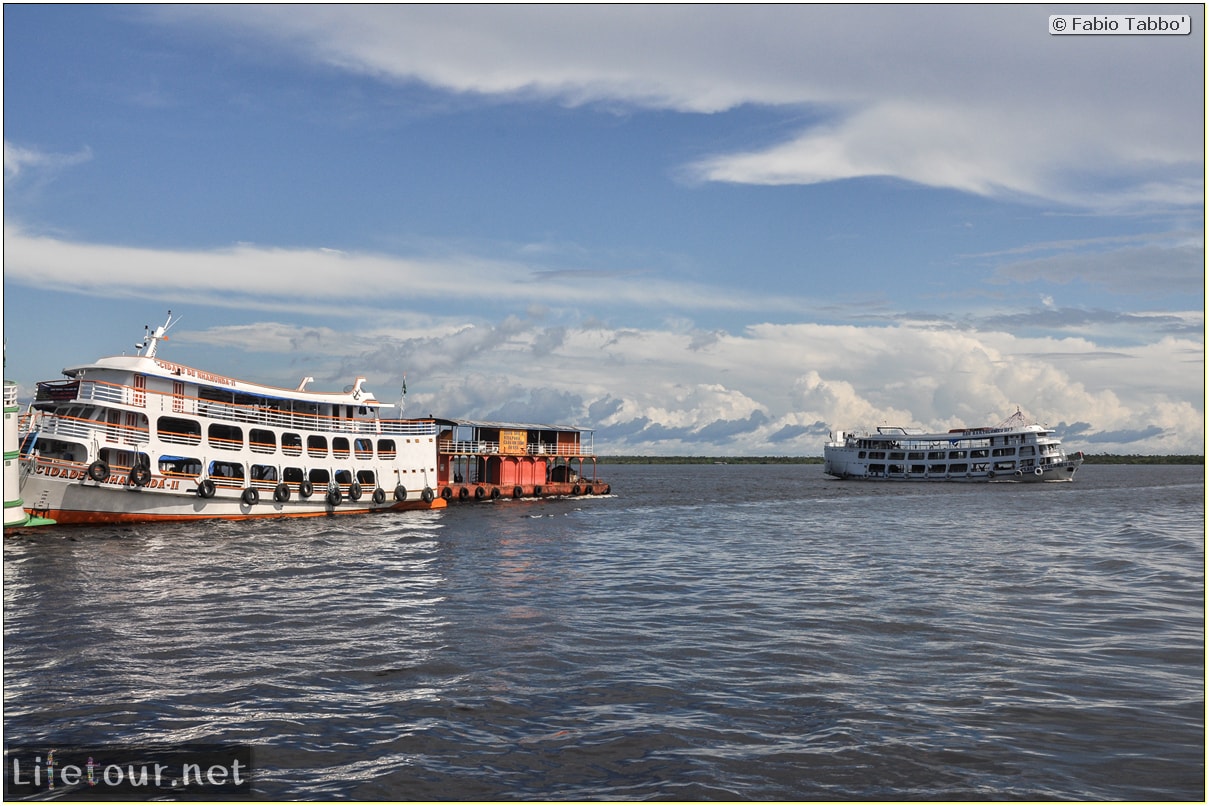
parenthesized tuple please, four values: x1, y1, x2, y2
(823, 410, 1084, 482)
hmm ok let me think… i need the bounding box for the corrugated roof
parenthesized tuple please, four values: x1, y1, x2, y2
(434, 418, 592, 433)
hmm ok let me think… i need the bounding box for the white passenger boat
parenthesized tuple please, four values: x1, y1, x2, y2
(823, 410, 1084, 482)
(13, 313, 447, 524)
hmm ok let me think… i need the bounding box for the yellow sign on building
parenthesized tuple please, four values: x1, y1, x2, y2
(500, 429, 527, 455)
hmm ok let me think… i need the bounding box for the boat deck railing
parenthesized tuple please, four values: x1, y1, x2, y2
(438, 439, 593, 457)
(46, 378, 437, 437)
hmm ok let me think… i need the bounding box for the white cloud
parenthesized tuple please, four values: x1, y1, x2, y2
(157, 5, 1204, 209)
(4, 141, 93, 182)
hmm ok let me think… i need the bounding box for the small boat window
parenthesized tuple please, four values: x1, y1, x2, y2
(334, 469, 353, 485)
(308, 468, 331, 484)
(159, 455, 201, 476)
(378, 439, 397, 459)
(869, 451, 885, 459)
(209, 461, 245, 486)
(908, 452, 925, 461)
(889, 452, 905, 461)
(250, 429, 276, 454)
(333, 437, 351, 459)
(949, 450, 967, 459)
(927, 451, 945, 460)
(282, 433, 303, 456)
(970, 449, 989, 458)
(208, 423, 243, 451)
(992, 447, 1016, 457)
(356, 470, 376, 485)
(929, 464, 946, 474)
(1020, 446, 1035, 456)
(950, 463, 968, 473)
(354, 438, 373, 460)
(888, 464, 905, 474)
(869, 464, 886, 474)
(307, 435, 328, 458)
(910, 464, 926, 474)
(157, 416, 201, 446)
(858, 451, 867, 459)
(251, 464, 278, 482)
(283, 467, 305, 483)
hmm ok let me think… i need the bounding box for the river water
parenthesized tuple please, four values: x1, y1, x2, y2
(3, 464, 1204, 800)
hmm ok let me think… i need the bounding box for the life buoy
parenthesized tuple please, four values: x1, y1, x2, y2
(474, 486, 486, 500)
(242, 487, 260, 506)
(197, 478, 216, 499)
(421, 487, 435, 503)
(1015, 470, 1023, 478)
(274, 483, 291, 503)
(458, 486, 469, 501)
(299, 479, 314, 498)
(394, 485, 408, 502)
(513, 486, 524, 499)
(128, 465, 151, 487)
(372, 487, 386, 505)
(1034, 467, 1044, 476)
(349, 481, 363, 502)
(441, 487, 453, 500)
(327, 487, 342, 506)
(88, 460, 109, 482)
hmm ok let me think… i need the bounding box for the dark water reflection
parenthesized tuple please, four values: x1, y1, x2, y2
(5, 465, 1204, 799)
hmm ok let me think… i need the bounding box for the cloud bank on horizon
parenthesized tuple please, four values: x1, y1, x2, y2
(3, 5, 1204, 455)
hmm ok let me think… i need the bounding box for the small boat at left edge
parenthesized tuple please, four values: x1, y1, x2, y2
(6, 312, 610, 527)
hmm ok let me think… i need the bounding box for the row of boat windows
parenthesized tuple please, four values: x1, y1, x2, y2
(157, 416, 428, 459)
(152, 455, 395, 487)
(866, 461, 1028, 475)
(858, 446, 1036, 460)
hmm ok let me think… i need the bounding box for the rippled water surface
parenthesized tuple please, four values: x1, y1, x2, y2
(5, 464, 1204, 800)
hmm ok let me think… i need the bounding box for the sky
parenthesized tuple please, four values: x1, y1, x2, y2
(3, 4, 1204, 456)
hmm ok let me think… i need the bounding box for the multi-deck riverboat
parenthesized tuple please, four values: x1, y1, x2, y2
(10, 313, 608, 526)
(823, 410, 1083, 482)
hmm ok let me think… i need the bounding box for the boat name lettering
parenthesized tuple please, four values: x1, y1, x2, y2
(154, 360, 235, 387)
(34, 465, 181, 489)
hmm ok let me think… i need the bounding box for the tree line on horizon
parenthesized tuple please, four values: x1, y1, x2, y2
(599, 454, 1204, 465)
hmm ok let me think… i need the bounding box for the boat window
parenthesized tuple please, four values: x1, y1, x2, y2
(307, 435, 328, 458)
(970, 449, 989, 458)
(283, 467, 305, 483)
(250, 464, 278, 482)
(949, 450, 966, 459)
(334, 469, 353, 484)
(910, 464, 926, 474)
(869, 464, 886, 474)
(927, 451, 945, 460)
(209, 461, 244, 486)
(208, 423, 243, 451)
(282, 432, 302, 456)
(378, 439, 397, 459)
(869, 451, 885, 460)
(929, 464, 946, 474)
(354, 438, 373, 460)
(858, 451, 866, 459)
(159, 455, 201, 477)
(992, 447, 1016, 457)
(333, 437, 351, 459)
(950, 463, 968, 473)
(889, 452, 905, 461)
(1020, 446, 1035, 456)
(908, 452, 925, 460)
(994, 461, 1016, 472)
(888, 464, 904, 474)
(308, 468, 331, 484)
(250, 429, 276, 454)
(157, 416, 201, 446)
(356, 470, 376, 485)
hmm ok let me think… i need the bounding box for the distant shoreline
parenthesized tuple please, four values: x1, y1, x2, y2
(599, 455, 1204, 465)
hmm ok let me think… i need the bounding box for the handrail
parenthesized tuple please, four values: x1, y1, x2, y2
(58, 378, 437, 436)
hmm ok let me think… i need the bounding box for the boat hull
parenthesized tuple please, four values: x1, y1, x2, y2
(18, 466, 446, 525)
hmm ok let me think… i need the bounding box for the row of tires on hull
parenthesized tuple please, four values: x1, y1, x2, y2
(441, 482, 611, 502)
(88, 459, 436, 508)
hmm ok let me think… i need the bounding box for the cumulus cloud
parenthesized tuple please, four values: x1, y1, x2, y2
(156, 5, 1204, 209)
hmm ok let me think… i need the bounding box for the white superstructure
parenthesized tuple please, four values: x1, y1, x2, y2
(13, 313, 446, 525)
(823, 410, 1083, 483)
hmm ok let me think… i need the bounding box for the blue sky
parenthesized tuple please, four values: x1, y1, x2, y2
(4, 5, 1204, 454)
